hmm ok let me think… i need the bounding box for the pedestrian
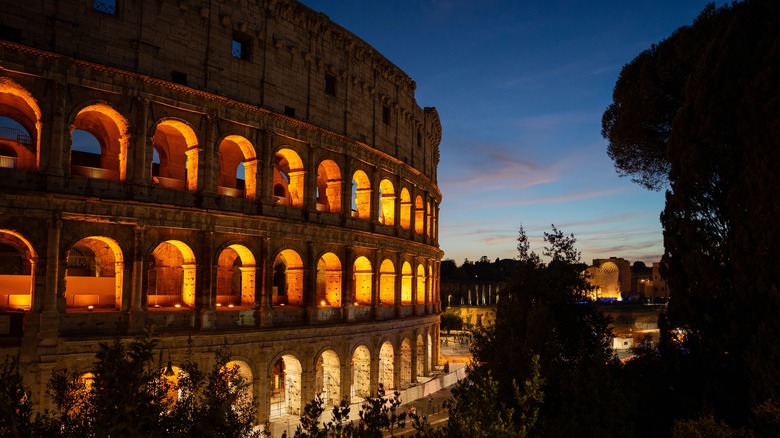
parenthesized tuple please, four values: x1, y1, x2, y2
(281, 431, 287, 438)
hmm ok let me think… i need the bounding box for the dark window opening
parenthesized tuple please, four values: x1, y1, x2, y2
(324, 74, 336, 96)
(171, 71, 187, 86)
(284, 106, 296, 118)
(93, 0, 117, 16)
(0, 25, 21, 43)
(417, 132, 423, 148)
(382, 105, 390, 125)
(232, 33, 251, 60)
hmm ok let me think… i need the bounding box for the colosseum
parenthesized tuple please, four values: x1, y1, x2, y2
(0, 0, 443, 423)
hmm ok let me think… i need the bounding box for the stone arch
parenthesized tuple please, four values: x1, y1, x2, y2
(378, 341, 394, 391)
(428, 265, 434, 305)
(351, 170, 371, 220)
(378, 179, 395, 226)
(0, 229, 36, 311)
(350, 345, 371, 400)
(414, 195, 424, 234)
(316, 159, 341, 213)
(316, 252, 342, 307)
(65, 236, 123, 311)
(151, 119, 199, 191)
(147, 240, 197, 308)
(0, 78, 40, 171)
(216, 244, 256, 307)
(400, 338, 412, 389)
(273, 148, 305, 207)
(416, 264, 426, 304)
(401, 261, 412, 304)
(161, 364, 188, 405)
(272, 249, 303, 306)
(379, 259, 395, 306)
(416, 334, 424, 378)
(224, 360, 254, 408)
(269, 354, 303, 417)
(218, 135, 257, 199)
(314, 349, 341, 406)
(353, 256, 373, 306)
(399, 188, 411, 230)
(71, 103, 130, 181)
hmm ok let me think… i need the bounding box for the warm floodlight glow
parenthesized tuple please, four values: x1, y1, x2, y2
(174, 303, 181, 308)
(87, 305, 94, 311)
(216, 303, 222, 307)
(228, 304, 234, 308)
(320, 300, 326, 306)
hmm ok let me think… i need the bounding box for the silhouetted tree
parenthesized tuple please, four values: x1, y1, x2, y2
(603, 0, 780, 427)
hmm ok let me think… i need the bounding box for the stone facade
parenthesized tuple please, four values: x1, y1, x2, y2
(0, 0, 442, 423)
(585, 258, 631, 300)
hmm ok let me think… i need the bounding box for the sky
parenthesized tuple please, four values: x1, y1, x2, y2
(301, 0, 722, 266)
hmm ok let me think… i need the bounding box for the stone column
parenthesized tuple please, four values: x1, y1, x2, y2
(45, 83, 65, 176)
(342, 246, 354, 322)
(258, 237, 273, 326)
(304, 241, 316, 324)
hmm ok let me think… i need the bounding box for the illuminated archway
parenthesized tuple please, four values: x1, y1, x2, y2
(270, 355, 302, 417)
(216, 244, 256, 308)
(315, 350, 341, 406)
(316, 159, 341, 213)
(351, 170, 371, 220)
(351, 345, 371, 400)
(273, 148, 305, 207)
(401, 261, 412, 304)
(416, 264, 427, 304)
(414, 196, 424, 234)
(151, 119, 199, 191)
(223, 360, 254, 409)
(148, 240, 197, 308)
(379, 259, 395, 306)
(378, 341, 394, 391)
(0, 78, 40, 171)
(65, 236, 123, 311)
(71, 103, 129, 181)
(352, 256, 373, 306)
(428, 265, 434, 305)
(272, 249, 303, 306)
(218, 135, 256, 199)
(426, 201, 433, 237)
(0, 230, 36, 311)
(416, 334, 424, 378)
(378, 179, 395, 226)
(316, 252, 342, 307)
(400, 339, 412, 389)
(399, 188, 411, 230)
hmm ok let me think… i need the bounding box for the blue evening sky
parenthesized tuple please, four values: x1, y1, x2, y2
(301, 0, 721, 265)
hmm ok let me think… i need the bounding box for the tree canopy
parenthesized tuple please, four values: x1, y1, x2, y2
(603, 0, 780, 427)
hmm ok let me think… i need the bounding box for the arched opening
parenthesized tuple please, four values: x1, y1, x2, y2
(379, 341, 394, 391)
(414, 196, 424, 234)
(147, 240, 197, 308)
(65, 236, 123, 311)
(315, 350, 341, 406)
(316, 252, 342, 307)
(351, 345, 371, 400)
(427, 333, 433, 371)
(379, 259, 395, 306)
(427, 201, 433, 237)
(401, 262, 412, 305)
(416, 264, 426, 305)
(0, 78, 40, 172)
(316, 159, 341, 213)
(161, 364, 187, 406)
(216, 244, 256, 308)
(224, 360, 254, 409)
(272, 249, 303, 306)
(400, 339, 412, 389)
(351, 170, 371, 220)
(270, 355, 302, 418)
(217, 135, 256, 199)
(151, 120, 199, 191)
(352, 256, 373, 306)
(378, 179, 395, 226)
(71, 103, 129, 181)
(416, 334, 425, 378)
(0, 230, 35, 311)
(399, 188, 411, 230)
(273, 148, 305, 207)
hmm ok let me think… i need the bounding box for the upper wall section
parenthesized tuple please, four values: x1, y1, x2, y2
(0, 0, 441, 181)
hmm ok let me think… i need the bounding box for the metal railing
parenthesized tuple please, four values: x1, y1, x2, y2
(0, 127, 31, 146)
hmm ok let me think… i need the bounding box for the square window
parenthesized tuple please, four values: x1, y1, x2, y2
(382, 105, 390, 125)
(232, 33, 251, 60)
(171, 71, 187, 86)
(324, 74, 336, 96)
(284, 106, 296, 118)
(93, 0, 117, 16)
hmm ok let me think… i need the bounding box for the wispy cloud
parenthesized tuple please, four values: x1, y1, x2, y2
(490, 187, 625, 208)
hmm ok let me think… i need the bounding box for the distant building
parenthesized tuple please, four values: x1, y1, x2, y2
(639, 262, 670, 300)
(585, 257, 631, 300)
